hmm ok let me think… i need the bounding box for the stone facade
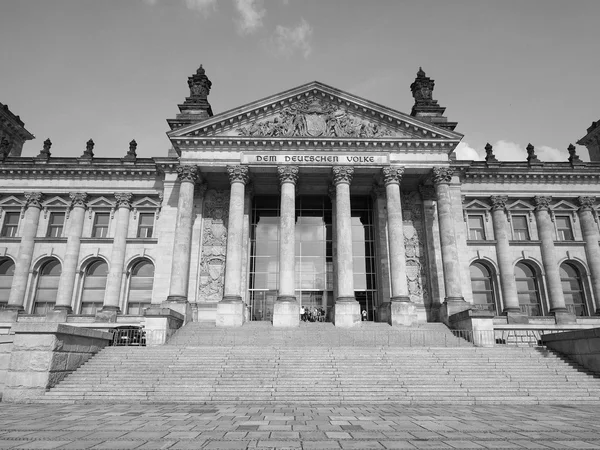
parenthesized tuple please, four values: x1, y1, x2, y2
(1, 66, 600, 335)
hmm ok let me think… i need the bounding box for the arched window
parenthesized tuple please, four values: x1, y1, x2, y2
(469, 262, 496, 313)
(0, 259, 15, 309)
(33, 259, 61, 315)
(560, 263, 587, 316)
(80, 260, 108, 315)
(127, 260, 154, 315)
(514, 262, 542, 316)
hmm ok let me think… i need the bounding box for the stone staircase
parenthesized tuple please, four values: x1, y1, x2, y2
(39, 322, 600, 405)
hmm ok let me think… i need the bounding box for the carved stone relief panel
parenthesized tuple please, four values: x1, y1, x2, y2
(198, 190, 229, 303)
(402, 191, 429, 305)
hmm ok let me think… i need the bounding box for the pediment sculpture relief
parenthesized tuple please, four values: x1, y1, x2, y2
(236, 98, 396, 138)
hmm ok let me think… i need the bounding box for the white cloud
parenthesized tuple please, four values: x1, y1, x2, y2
(233, 0, 266, 35)
(269, 18, 313, 59)
(184, 0, 217, 16)
(455, 142, 482, 161)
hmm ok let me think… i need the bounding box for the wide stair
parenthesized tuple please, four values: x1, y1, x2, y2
(41, 322, 600, 404)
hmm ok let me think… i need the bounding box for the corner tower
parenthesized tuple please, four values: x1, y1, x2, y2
(167, 64, 214, 132)
(410, 68, 457, 132)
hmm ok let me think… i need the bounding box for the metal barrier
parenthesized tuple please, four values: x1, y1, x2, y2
(109, 327, 146, 346)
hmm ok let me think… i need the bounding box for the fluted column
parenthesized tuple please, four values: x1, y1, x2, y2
(5, 192, 43, 313)
(490, 196, 521, 315)
(432, 167, 468, 318)
(273, 166, 300, 327)
(382, 167, 418, 326)
(578, 197, 600, 314)
(216, 165, 249, 327)
(332, 166, 360, 327)
(54, 193, 87, 313)
(167, 165, 200, 303)
(101, 193, 132, 314)
(534, 196, 569, 318)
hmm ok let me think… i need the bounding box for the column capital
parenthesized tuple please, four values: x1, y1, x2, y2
(177, 165, 200, 183)
(418, 185, 436, 201)
(69, 192, 88, 209)
(490, 195, 509, 211)
(578, 196, 596, 211)
(277, 165, 299, 185)
(24, 192, 44, 209)
(226, 165, 249, 185)
(432, 166, 454, 185)
(332, 166, 354, 185)
(533, 195, 552, 211)
(114, 192, 133, 209)
(382, 166, 405, 186)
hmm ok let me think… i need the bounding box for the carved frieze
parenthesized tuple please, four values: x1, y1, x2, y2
(402, 191, 428, 305)
(198, 190, 229, 303)
(236, 97, 396, 138)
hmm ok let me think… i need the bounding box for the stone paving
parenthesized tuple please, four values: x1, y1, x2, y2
(1, 404, 600, 449)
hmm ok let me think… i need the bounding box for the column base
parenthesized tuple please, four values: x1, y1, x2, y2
(502, 309, 529, 324)
(387, 300, 418, 327)
(272, 298, 300, 328)
(0, 308, 20, 322)
(45, 309, 68, 323)
(439, 297, 471, 325)
(216, 299, 245, 327)
(333, 300, 361, 328)
(166, 295, 188, 303)
(161, 300, 192, 324)
(552, 310, 577, 325)
(95, 305, 120, 323)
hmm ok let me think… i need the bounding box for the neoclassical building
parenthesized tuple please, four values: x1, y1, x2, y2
(1, 66, 600, 333)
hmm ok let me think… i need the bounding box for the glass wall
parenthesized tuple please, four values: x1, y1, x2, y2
(249, 195, 375, 322)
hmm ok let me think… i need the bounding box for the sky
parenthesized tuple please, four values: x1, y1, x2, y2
(1, 0, 598, 162)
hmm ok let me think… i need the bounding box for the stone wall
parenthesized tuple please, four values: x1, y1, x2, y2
(541, 328, 600, 373)
(0, 335, 14, 399)
(3, 323, 112, 402)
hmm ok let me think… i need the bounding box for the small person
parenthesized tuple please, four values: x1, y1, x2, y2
(362, 309, 367, 321)
(300, 306, 305, 321)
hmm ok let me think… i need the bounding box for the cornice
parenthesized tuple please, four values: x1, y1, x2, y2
(171, 136, 461, 153)
(461, 161, 600, 184)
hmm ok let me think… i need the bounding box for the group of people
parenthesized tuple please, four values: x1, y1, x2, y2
(299, 306, 326, 322)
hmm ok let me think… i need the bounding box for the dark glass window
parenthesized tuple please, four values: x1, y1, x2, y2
(556, 216, 574, 241)
(81, 260, 108, 315)
(92, 213, 110, 238)
(514, 262, 542, 316)
(469, 262, 496, 313)
(560, 263, 587, 316)
(127, 260, 154, 315)
(468, 215, 486, 240)
(33, 260, 61, 315)
(0, 259, 15, 308)
(137, 213, 154, 238)
(47, 212, 65, 238)
(512, 215, 530, 240)
(1, 212, 19, 237)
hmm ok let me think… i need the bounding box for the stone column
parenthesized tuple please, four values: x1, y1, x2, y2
(52, 193, 87, 319)
(332, 166, 360, 327)
(273, 166, 300, 327)
(490, 195, 524, 322)
(382, 167, 417, 326)
(216, 165, 249, 327)
(2, 193, 43, 321)
(432, 167, 469, 320)
(577, 197, 600, 314)
(166, 166, 200, 305)
(97, 193, 132, 322)
(533, 195, 573, 323)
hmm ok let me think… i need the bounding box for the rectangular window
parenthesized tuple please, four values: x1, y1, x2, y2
(137, 213, 154, 238)
(47, 212, 65, 238)
(512, 215, 530, 240)
(92, 213, 110, 238)
(1, 212, 19, 237)
(556, 215, 574, 241)
(467, 215, 486, 240)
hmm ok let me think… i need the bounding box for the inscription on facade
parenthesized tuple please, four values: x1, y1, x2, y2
(242, 153, 389, 165)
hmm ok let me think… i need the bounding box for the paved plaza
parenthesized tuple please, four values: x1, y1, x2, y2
(0, 403, 599, 449)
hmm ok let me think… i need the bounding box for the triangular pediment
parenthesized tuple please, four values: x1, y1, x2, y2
(464, 199, 490, 210)
(551, 200, 577, 211)
(169, 81, 463, 142)
(132, 197, 161, 208)
(0, 196, 24, 207)
(87, 197, 115, 208)
(42, 196, 70, 208)
(508, 200, 534, 210)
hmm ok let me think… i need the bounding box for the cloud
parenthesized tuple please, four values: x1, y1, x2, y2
(455, 142, 482, 161)
(184, 0, 217, 16)
(269, 18, 313, 58)
(233, 0, 266, 35)
(455, 140, 568, 162)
